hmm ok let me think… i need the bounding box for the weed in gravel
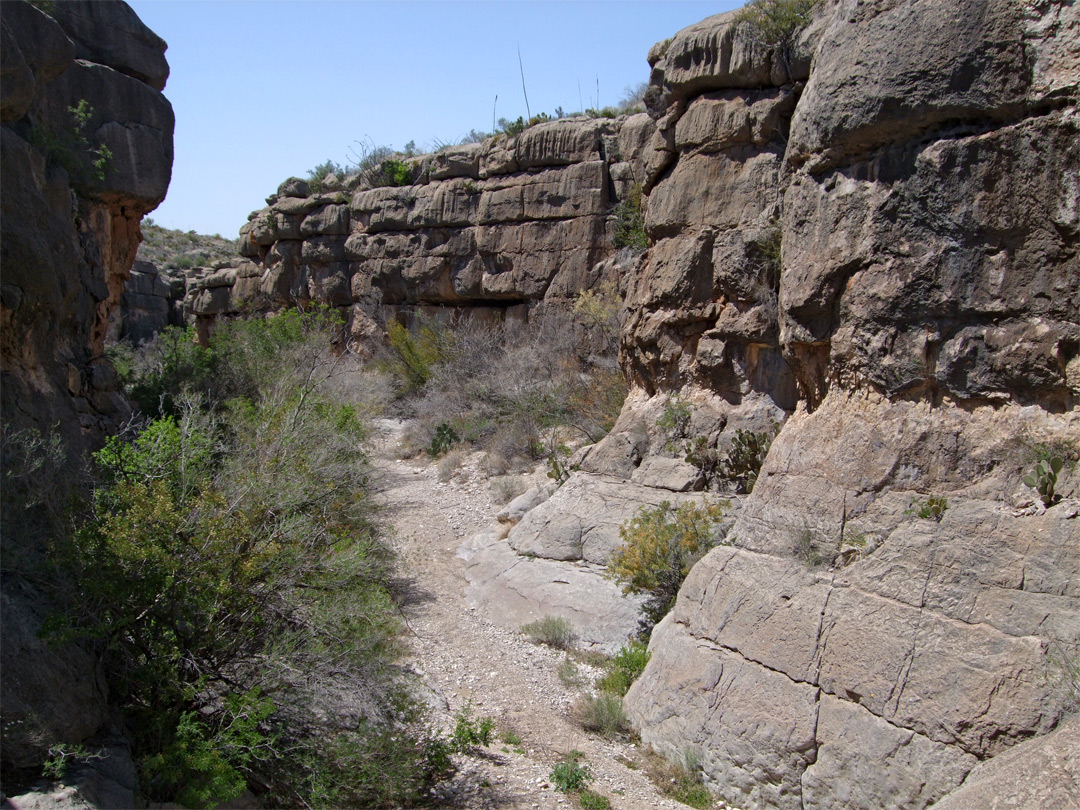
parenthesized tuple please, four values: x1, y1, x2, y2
(642, 748, 714, 809)
(577, 789, 612, 809)
(551, 751, 592, 793)
(557, 655, 587, 689)
(596, 640, 650, 696)
(499, 729, 522, 746)
(451, 704, 495, 752)
(571, 693, 631, 739)
(521, 615, 577, 650)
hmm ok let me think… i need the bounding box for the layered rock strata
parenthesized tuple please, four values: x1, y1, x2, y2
(613, 3, 1080, 809)
(185, 115, 655, 341)
(0, 0, 172, 780)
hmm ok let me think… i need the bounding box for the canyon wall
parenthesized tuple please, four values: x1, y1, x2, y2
(183, 115, 656, 342)
(0, 0, 172, 777)
(616, 2, 1080, 809)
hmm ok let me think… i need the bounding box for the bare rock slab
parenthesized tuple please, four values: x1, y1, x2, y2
(458, 530, 643, 653)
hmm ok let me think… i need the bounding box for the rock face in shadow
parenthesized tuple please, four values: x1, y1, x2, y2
(185, 115, 655, 343)
(615, 3, 1080, 809)
(0, 0, 172, 775)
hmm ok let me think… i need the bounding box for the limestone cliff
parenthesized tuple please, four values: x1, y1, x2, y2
(182, 115, 654, 342)
(613, 3, 1080, 809)
(0, 0, 173, 776)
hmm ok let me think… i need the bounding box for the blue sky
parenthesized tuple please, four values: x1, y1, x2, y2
(127, 1, 741, 237)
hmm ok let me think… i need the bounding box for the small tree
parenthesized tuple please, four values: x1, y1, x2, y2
(734, 0, 819, 82)
(608, 500, 729, 635)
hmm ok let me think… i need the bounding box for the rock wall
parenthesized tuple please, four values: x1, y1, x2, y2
(615, 3, 1080, 809)
(0, 0, 172, 778)
(183, 116, 655, 341)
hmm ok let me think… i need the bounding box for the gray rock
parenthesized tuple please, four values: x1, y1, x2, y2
(48, 0, 169, 90)
(459, 531, 643, 653)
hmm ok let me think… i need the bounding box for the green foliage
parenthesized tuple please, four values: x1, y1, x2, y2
(140, 692, 272, 808)
(551, 752, 592, 793)
(368, 157, 414, 187)
(612, 183, 648, 253)
(718, 426, 775, 494)
(734, 0, 819, 79)
(385, 318, 449, 392)
(657, 395, 692, 450)
(450, 704, 495, 751)
(29, 98, 112, 187)
(608, 500, 729, 635)
(643, 749, 713, 809)
(571, 693, 630, 738)
(44, 310, 447, 807)
(498, 116, 526, 136)
(306, 158, 345, 192)
(428, 422, 460, 457)
(572, 280, 620, 344)
(41, 744, 103, 782)
(578, 789, 613, 809)
(907, 495, 949, 521)
(137, 221, 237, 268)
(1024, 457, 1064, 507)
(596, 640, 651, 696)
(521, 615, 578, 650)
(546, 443, 574, 485)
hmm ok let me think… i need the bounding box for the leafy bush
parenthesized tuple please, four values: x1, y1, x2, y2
(608, 500, 729, 635)
(551, 752, 592, 793)
(44, 309, 452, 807)
(596, 640, 651, 696)
(734, 0, 820, 80)
(521, 615, 578, 650)
(571, 693, 630, 738)
(1024, 457, 1064, 507)
(384, 318, 449, 393)
(451, 704, 495, 752)
(306, 158, 345, 192)
(612, 183, 648, 253)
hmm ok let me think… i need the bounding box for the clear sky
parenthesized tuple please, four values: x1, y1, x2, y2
(126, 0, 741, 237)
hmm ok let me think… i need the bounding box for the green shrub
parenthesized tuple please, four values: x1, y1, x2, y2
(612, 183, 648, 253)
(451, 704, 495, 751)
(643, 749, 714, 809)
(551, 752, 592, 793)
(44, 310, 448, 807)
(571, 693, 630, 738)
(306, 158, 345, 193)
(596, 640, 651, 696)
(608, 500, 729, 635)
(734, 0, 820, 81)
(521, 615, 578, 650)
(384, 318, 449, 392)
(1024, 457, 1064, 507)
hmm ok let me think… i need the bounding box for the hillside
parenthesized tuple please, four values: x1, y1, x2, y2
(135, 219, 239, 271)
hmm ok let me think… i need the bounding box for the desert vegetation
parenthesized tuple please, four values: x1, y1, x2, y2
(383, 291, 626, 469)
(2, 309, 477, 807)
(137, 219, 238, 271)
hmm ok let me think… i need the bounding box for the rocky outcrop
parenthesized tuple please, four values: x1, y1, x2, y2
(610, 2, 1079, 809)
(185, 115, 654, 341)
(0, 0, 172, 776)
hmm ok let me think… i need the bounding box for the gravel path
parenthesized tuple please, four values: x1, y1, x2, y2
(370, 420, 692, 810)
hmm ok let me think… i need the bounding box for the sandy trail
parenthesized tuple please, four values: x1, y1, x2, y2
(370, 420, 689, 810)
